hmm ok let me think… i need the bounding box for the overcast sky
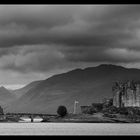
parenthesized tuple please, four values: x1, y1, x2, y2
(0, 5, 140, 89)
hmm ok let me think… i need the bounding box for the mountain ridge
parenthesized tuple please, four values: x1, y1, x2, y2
(6, 64, 140, 114)
(0, 86, 16, 107)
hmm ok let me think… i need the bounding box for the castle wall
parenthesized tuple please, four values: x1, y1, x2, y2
(113, 90, 120, 107)
(125, 89, 135, 107)
(80, 106, 91, 114)
(136, 85, 140, 107)
(113, 81, 140, 108)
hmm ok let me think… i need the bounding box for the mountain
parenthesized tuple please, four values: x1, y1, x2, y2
(10, 80, 42, 98)
(6, 64, 140, 114)
(0, 86, 16, 107)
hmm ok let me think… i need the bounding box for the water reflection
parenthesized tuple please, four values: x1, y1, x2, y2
(19, 117, 43, 122)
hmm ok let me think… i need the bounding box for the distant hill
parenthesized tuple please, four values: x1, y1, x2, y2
(10, 80, 42, 98)
(0, 86, 16, 107)
(6, 64, 140, 114)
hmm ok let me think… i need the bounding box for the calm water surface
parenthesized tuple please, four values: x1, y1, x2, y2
(0, 123, 139, 135)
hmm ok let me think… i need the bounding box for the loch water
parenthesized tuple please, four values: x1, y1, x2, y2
(0, 123, 139, 135)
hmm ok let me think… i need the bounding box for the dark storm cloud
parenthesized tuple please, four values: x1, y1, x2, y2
(0, 5, 75, 28)
(0, 5, 135, 47)
(0, 5, 140, 74)
(0, 45, 66, 73)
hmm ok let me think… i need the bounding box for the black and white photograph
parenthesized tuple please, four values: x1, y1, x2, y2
(0, 4, 140, 135)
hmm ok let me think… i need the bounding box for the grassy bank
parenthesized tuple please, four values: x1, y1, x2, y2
(42, 113, 136, 123)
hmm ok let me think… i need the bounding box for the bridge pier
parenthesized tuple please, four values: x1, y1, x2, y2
(30, 115, 34, 122)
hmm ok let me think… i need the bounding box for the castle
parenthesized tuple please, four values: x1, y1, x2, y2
(113, 81, 140, 108)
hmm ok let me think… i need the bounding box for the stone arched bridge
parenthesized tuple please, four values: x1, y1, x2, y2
(0, 113, 57, 122)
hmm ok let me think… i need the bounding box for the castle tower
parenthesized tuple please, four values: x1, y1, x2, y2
(136, 84, 140, 107)
(125, 88, 135, 107)
(113, 81, 140, 108)
(113, 89, 121, 107)
(112, 82, 124, 108)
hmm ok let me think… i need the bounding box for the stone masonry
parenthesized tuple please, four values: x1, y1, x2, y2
(112, 81, 140, 108)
